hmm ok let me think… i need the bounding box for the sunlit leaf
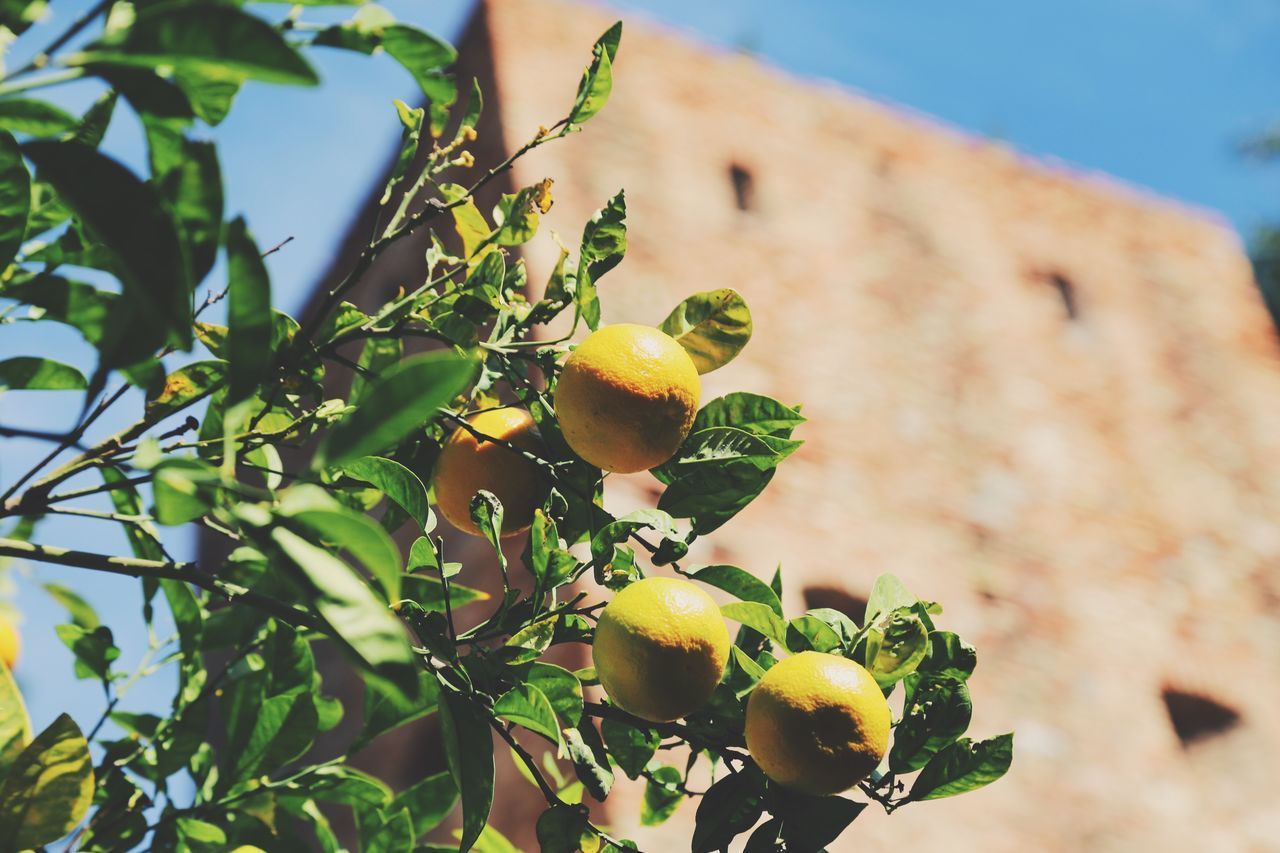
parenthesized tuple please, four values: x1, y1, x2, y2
(0, 713, 94, 848)
(317, 350, 478, 469)
(658, 288, 751, 374)
(0, 357, 86, 390)
(0, 129, 29, 269)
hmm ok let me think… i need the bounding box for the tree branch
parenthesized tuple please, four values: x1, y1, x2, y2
(0, 537, 319, 630)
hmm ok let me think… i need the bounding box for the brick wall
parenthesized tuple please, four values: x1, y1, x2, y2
(304, 0, 1280, 848)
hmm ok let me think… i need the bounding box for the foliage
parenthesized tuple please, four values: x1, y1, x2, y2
(0, 2, 1011, 851)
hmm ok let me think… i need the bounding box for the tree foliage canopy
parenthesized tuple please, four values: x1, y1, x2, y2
(0, 2, 1011, 850)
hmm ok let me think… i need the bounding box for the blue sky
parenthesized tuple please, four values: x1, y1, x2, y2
(2, 0, 1276, 763)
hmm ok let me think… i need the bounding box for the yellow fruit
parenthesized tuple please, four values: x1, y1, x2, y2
(592, 576, 730, 722)
(433, 408, 545, 537)
(0, 613, 19, 671)
(745, 651, 890, 795)
(554, 324, 700, 473)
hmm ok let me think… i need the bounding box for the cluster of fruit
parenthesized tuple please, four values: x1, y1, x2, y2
(433, 322, 890, 796)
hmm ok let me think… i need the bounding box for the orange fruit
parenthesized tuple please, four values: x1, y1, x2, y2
(592, 577, 730, 722)
(0, 612, 20, 672)
(554, 324, 700, 473)
(433, 408, 545, 536)
(745, 651, 891, 795)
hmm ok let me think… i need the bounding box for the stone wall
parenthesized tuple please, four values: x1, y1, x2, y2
(305, 0, 1280, 848)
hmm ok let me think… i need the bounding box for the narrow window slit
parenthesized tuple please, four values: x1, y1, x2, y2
(729, 164, 755, 212)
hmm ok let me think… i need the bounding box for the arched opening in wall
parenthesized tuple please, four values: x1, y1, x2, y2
(803, 585, 868, 621)
(1161, 687, 1240, 747)
(728, 163, 755, 212)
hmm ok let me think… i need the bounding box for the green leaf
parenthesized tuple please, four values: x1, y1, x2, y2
(691, 392, 805, 438)
(462, 824, 521, 853)
(72, 4, 319, 86)
(0, 713, 94, 848)
(439, 689, 495, 853)
(54, 624, 119, 681)
(567, 22, 621, 125)
(365, 807, 413, 853)
(658, 288, 751, 374)
(281, 484, 403, 603)
(71, 90, 117, 149)
(786, 614, 843, 654)
(0, 357, 86, 390)
(158, 139, 222, 283)
(381, 99, 424, 204)
(152, 458, 217, 525)
(908, 733, 1014, 801)
(919, 631, 978, 682)
(600, 717, 660, 780)
(720, 601, 788, 646)
(469, 490, 506, 573)
(562, 725, 612, 802)
(493, 683, 560, 744)
(890, 675, 973, 772)
(524, 662, 583, 726)
(501, 617, 556, 665)
(23, 140, 192, 352)
(1, 275, 116, 352)
(687, 564, 781, 615)
(0, 660, 31, 774)
(656, 428, 796, 534)
(0, 129, 29, 270)
(536, 804, 596, 853)
(0, 0, 42, 35)
(493, 180, 551, 246)
(316, 349, 478, 469)
(865, 573, 916, 624)
(864, 609, 929, 688)
(233, 690, 318, 782)
(439, 183, 491, 259)
(340, 456, 432, 532)
(356, 669, 440, 750)
(225, 217, 273, 402)
(270, 527, 416, 689)
(382, 24, 458, 94)
(778, 795, 865, 851)
(400, 575, 489, 612)
(691, 765, 765, 853)
(575, 190, 626, 330)
(145, 360, 226, 420)
(174, 817, 226, 851)
(589, 509, 680, 570)
(641, 765, 683, 826)
(389, 770, 457, 839)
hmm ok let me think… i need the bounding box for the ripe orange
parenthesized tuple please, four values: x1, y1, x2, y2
(433, 408, 545, 537)
(0, 612, 20, 672)
(745, 651, 891, 795)
(592, 577, 730, 722)
(554, 324, 700, 473)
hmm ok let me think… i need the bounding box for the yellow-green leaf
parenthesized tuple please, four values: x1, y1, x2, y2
(0, 660, 31, 774)
(658, 288, 752, 374)
(0, 713, 94, 848)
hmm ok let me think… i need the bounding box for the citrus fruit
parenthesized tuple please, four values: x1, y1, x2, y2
(745, 651, 890, 794)
(433, 408, 545, 537)
(0, 613, 19, 671)
(592, 576, 730, 722)
(554, 324, 700, 473)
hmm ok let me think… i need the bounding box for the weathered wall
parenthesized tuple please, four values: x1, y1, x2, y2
(303, 0, 1280, 849)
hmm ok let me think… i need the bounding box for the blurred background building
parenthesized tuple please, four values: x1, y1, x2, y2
(301, 0, 1280, 849)
(2, 0, 1276, 850)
